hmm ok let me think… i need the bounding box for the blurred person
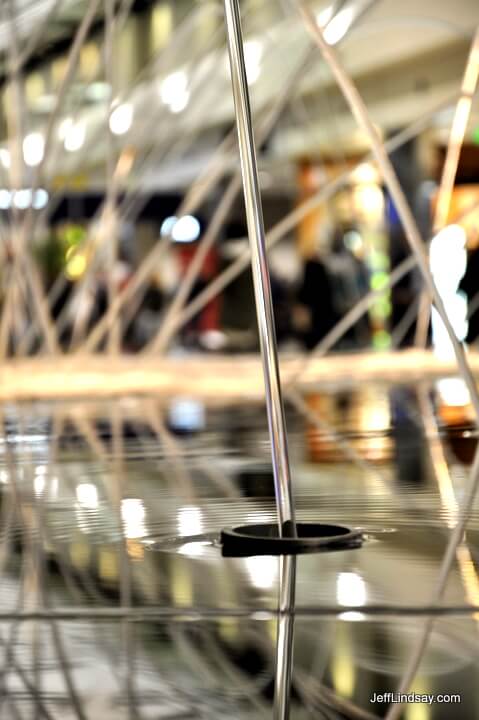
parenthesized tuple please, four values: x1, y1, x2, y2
(295, 243, 338, 351)
(326, 225, 371, 349)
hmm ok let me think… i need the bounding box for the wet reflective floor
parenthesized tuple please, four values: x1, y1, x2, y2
(0, 382, 478, 719)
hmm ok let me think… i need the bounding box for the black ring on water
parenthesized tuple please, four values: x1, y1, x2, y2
(221, 522, 363, 557)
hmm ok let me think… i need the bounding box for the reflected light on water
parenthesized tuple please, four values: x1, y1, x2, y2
(177, 506, 203, 536)
(337, 571, 367, 621)
(245, 556, 278, 589)
(121, 498, 147, 539)
(76, 483, 99, 509)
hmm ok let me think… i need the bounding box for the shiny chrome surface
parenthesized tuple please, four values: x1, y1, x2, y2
(223, 0, 296, 537)
(0, 387, 478, 717)
(274, 556, 296, 720)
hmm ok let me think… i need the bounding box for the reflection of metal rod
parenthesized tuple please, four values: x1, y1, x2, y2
(274, 556, 296, 720)
(223, 0, 296, 537)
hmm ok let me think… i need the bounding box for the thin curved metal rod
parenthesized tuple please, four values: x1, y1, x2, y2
(16, 0, 102, 355)
(148, 0, 378, 356)
(146, 47, 316, 355)
(287, 196, 479, 387)
(296, 0, 479, 421)
(161, 92, 462, 343)
(19, 7, 227, 356)
(295, 6, 479, 720)
(415, 26, 479, 346)
(80, 40, 315, 356)
(224, 0, 296, 537)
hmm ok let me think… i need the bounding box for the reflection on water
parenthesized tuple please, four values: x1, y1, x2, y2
(0, 383, 478, 718)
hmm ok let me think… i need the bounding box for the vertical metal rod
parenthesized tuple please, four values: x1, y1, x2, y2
(274, 555, 296, 720)
(223, 0, 296, 538)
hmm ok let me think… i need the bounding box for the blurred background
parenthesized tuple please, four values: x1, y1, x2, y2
(0, 1, 478, 719)
(0, 0, 477, 360)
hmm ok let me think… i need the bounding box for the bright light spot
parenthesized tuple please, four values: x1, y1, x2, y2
(430, 225, 468, 360)
(317, 4, 334, 27)
(0, 148, 10, 169)
(0, 189, 11, 209)
(323, 7, 354, 45)
(177, 506, 203, 537)
(33, 188, 49, 210)
(245, 556, 278, 589)
(109, 103, 133, 135)
(14, 189, 32, 210)
(66, 252, 87, 280)
(0, 470, 9, 484)
(437, 378, 470, 407)
(64, 120, 86, 152)
(244, 40, 262, 85)
(178, 541, 208, 557)
(35, 465, 46, 476)
(86, 81, 111, 102)
(34, 474, 46, 496)
(23, 132, 44, 167)
(353, 162, 378, 184)
(169, 398, 205, 431)
(121, 498, 147, 539)
(339, 611, 366, 621)
(50, 476, 59, 498)
(171, 215, 200, 243)
(58, 117, 73, 141)
(160, 215, 178, 237)
(76, 482, 98, 509)
(430, 225, 467, 296)
(337, 572, 367, 606)
(160, 71, 190, 113)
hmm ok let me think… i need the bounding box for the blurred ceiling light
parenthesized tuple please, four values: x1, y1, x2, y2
(160, 70, 190, 113)
(3, 188, 48, 210)
(244, 40, 262, 85)
(23, 132, 44, 167)
(177, 506, 203, 537)
(33, 188, 49, 210)
(86, 81, 111, 102)
(64, 120, 86, 152)
(160, 215, 178, 237)
(0, 148, 11, 169)
(0, 189, 11, 210)
(109, 102, 133, 135)
(76, 482, 98, 509)
(14, 189, 32, 210)
(161, 215, 200, 243)
(323, 7, 354, 45)
(172, 215, 200, 243)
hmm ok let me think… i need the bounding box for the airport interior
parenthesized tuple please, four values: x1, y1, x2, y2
(0, 0, 479, 718)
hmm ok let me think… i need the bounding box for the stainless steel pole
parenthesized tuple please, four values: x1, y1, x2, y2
(274, 555, 296, 720)
(223, 0, 296, 537)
